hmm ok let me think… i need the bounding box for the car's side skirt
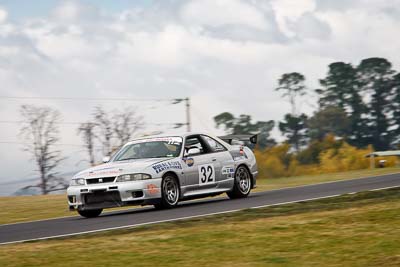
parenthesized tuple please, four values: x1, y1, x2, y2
(181, 178, 234, 197)
(183, 187, 230, 197)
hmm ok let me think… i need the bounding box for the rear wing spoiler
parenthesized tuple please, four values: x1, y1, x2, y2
(218, 134, 258, 145)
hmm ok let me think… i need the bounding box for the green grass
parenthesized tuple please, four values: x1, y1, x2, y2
(1, 188, 400, 266)
(0, 167, 399, 225)
(0, 194, 68, 224)
(0, 194, 139, 225)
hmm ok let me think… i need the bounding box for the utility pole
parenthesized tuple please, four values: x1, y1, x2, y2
(185, 97, 191, 132)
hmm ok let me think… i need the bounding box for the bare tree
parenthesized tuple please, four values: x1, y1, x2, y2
(93, 106, 113, 157)
(77, 122, 97, 166)
(92, 106, 144, 157)
(19, 105, 66, 195)
(113, 107, 144, 147)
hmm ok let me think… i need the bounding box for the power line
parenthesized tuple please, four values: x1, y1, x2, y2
(0, 96, 184, 102)
(0, 120, 183, 126)
(0, 141, 102, 147)
(0, 96, 191, 129)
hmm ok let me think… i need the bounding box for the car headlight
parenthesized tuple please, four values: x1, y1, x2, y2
(70, 178, 86, 186)
(116, 173, 152, 182)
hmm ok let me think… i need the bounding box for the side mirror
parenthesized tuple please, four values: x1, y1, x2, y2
(102, 156, 111, 163)
(186, 147, 201, 156)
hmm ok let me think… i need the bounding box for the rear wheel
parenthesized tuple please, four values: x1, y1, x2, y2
(77, 208, 103, 218)
(227, 166, 252, 199)
(154, 175, 180, 209)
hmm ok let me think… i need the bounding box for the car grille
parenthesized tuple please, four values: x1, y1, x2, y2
(83, 191, 121, 205)
(86, 177, 116, 184)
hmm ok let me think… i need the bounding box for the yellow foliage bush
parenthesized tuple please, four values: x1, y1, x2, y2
(254, 137, 398, 179)
(255, 144, 290, 178)
(260, 155, 287, 178)
(319, 143, 372, 172)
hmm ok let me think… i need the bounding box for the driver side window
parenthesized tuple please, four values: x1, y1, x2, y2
(185, 136, 205, 156)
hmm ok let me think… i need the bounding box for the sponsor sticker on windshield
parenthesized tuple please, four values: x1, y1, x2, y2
(133, 137, 182, 145)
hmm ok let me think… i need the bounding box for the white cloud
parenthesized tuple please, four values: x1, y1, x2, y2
(181, 0, 268, 30)
(271, 0, 316, 37)
(0, 7, 7, 24)
(51, 1, 103, 22)
(52, 1, 81, 21)
(272, 0, 316, 19)
(116, 24, 189, 67)
(289, 12, 331, 40)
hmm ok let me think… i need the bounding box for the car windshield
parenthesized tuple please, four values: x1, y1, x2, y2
(113, 137, 183, 161)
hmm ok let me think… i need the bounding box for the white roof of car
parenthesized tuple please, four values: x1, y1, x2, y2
(123, 132, 232, 148)
(131, 132, 207, 140)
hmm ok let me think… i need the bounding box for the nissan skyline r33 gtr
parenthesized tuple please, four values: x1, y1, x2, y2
(67, 132, 258, 218)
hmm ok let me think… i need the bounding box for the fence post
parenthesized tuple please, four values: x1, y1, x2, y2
(370, 154, 375, 169)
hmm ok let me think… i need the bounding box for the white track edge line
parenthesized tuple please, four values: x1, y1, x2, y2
(370, 185, 400, 191)
(1, 185, 399, 246)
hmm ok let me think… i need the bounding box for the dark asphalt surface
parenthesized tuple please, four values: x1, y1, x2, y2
(1, 173, 400, 244)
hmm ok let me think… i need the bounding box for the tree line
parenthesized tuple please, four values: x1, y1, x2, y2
(215, 57, 400, 152)
(214, 57, 400, 177)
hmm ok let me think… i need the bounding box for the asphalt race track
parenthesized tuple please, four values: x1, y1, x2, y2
(1, 173, 400, 245)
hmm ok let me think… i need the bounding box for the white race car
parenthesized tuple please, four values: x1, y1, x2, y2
(67, 132, 258, 218)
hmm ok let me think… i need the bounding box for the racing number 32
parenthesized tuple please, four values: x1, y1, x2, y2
(198, 164, 215, 185)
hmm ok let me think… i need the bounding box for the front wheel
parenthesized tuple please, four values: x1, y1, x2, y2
(227, 166, 252, 199)
(154, 175, 180, 209)
(77, 208, 103, 218)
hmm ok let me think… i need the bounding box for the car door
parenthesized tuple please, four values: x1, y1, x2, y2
(200, 135, 235, 185)
(181, 135, 217, 196)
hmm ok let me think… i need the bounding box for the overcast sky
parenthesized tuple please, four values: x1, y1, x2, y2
(0, 0, 400, 194)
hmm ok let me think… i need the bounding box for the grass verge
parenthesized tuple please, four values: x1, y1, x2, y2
(0, 167, 399, 225)
(1, 188, 400, 266)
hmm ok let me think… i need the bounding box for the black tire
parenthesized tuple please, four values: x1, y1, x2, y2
(154, 175, 180, 209)
(227, 165, 252, 199)
(77, 208, 103, 218)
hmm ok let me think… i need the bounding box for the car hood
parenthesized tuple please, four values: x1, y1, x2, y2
(74, 158, 170, 178)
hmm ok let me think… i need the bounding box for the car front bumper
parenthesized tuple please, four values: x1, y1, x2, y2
(67, 178, 162, 210)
